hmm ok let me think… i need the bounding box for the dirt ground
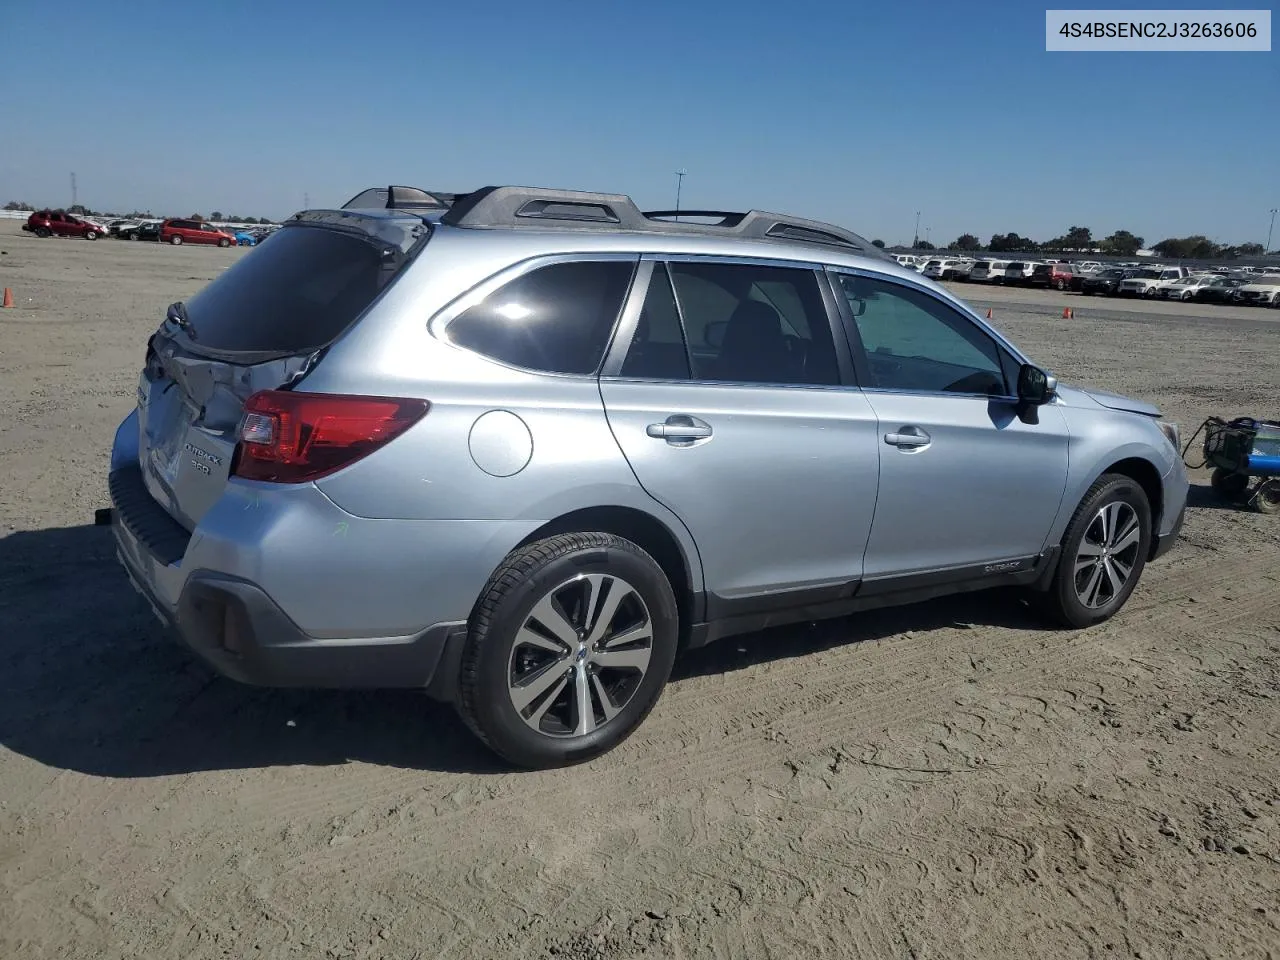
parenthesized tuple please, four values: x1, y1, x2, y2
(1, 221, 1278, 960)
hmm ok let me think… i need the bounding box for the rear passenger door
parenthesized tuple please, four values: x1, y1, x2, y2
(598, 256, 881, 620)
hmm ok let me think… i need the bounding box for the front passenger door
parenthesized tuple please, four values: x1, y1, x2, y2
(833, 270, 1070, 583)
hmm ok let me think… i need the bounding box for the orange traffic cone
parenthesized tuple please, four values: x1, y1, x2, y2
(1061, 307, 1072, 319)
(2, 288, 13, 308)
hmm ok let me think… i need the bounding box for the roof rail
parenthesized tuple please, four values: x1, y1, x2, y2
(439, 185, 889, 259)
(339, 185, 456, 211)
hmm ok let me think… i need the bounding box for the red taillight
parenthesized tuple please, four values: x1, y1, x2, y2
(231, 390, 429, 483)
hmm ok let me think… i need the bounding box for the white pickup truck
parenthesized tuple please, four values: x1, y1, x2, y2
(1117, 266, 1192, 297)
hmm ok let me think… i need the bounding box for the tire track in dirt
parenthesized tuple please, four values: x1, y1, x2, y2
(254, 548, 1276, 889)
(226, 543, 1269, 835)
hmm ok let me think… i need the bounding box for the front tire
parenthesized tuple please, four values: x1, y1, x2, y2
(1038, 474, 1152, 628)
(85, 230, 98, 240)
(170, 235, 182, 245)
(458, 532, 679, 769)
(218, 238, 230, 247)
(1253, 480, 1280, 515)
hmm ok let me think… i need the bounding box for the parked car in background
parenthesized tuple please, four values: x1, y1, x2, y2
(104, 183, 1189, 768)
(1030, 262, 1075, 290)
(1157, 275, 1216, 301)
(1079, 267, 1137, 296)
(969, 259, 1009, 283)
(21, 209, 104, 240)
(1118, 267, 1189, 298)
(1002, 261, 1039, 285)
(107, 219, 140, 237)
(1192, 276, 1248, 304)
(116, 220, 164, 241)
(1234, 276, 1280, 307)
(160, 219, 236, 247)
(233, 230, 257, 246)
(922, 258, 973, 281)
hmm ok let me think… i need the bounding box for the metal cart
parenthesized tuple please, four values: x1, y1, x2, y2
(1184, 416, 1280, 514)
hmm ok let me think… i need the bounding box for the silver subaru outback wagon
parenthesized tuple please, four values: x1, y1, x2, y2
(107, 184, 1189, 768)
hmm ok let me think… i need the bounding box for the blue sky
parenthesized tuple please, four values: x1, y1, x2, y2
(1, 0, 1275, 246)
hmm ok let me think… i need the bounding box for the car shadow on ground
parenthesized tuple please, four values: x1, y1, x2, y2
(0, 522, 1116, 779)
(1185, 480, 1254, 512)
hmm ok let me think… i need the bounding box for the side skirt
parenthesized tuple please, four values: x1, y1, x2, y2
(686, 548, 1060, 650)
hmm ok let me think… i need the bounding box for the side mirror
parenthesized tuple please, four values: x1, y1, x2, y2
(1017, 364, 1056, 405)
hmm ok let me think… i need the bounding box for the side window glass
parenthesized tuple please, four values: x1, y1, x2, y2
(667, 261, 839, 386)
(447, 259, 634, 375)
(838, 274, 1009, 396)
(620, 264, 692, 380)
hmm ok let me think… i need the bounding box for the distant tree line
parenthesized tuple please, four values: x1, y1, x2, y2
(909, 225, 1268, 259)
(4, 200, 273, 224)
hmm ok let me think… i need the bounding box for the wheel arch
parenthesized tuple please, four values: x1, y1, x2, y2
(515, 505, 702, 648)
(1098, 456, 1164, 558)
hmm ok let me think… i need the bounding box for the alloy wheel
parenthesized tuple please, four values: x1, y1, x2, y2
(1073, 501, 1141, 609)
(507, 573, 653, 738)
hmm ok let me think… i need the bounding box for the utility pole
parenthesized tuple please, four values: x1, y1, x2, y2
(304, 192, 310, 210)
(913, 210, 921, 248)
(1268, 208, 1277, 254)
(70, 172, 77, 210)
(674, 169, 686, 221)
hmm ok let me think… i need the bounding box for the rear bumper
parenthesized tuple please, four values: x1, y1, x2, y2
(175, 573, 465, 688)
(107, 463, 516, 691)
(114, 527, 464, 688)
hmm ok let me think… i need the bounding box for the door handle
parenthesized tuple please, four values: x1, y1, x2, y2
(647, 415, 712, 441)
(884, 427, 931, 448)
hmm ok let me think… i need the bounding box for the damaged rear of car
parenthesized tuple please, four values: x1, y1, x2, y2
(107, 207, 451, 687)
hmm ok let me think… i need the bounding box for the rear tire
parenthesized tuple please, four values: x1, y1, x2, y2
(457, 532, 679, 769)
(34, 227, 51, 238)
(1037, 474, 1152, 629)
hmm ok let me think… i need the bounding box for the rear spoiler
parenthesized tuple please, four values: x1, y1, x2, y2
(339, 185, 460, 211)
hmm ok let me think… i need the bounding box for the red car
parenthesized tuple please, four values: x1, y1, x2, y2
(22, 210, 104, 240)
(1029, 262, 1076, 290)
(160, 219, 235, 247)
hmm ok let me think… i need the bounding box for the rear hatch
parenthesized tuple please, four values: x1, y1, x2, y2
(131, 210, 430, 530)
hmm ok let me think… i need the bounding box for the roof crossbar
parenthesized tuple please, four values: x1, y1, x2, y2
(439, 185, 890, 258)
